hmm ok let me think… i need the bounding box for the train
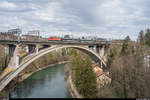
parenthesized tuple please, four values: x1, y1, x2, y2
(48, 37, 79, 43)
(48, 37, 62, 41)
(48, 37, 80, 42)
(48, 36, 107, 43)
(48, 37, 76, 41)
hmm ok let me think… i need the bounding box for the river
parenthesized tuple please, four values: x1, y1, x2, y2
(10, 63, 71, 98)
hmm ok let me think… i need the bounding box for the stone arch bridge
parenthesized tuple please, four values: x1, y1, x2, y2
(0, 43, 108, 92)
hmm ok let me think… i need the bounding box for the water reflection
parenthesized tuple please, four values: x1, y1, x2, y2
(10, 63, 71, 98)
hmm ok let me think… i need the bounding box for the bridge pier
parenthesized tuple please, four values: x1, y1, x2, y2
(93, 45, 97, 52)
(25, 45, 29, 53)
(65, 48, 70, 54)
(96, 45, 100, 54)
(0, 44, 20, 67)
(14, 45, 20, 68)
(88, 45, 94, 52)
(88, 45, 101, 54)
(28, 44, 36, 53)
(35, 44, 39, 54)
(8, 44, 16, 63)
(99, 45, 105, 58)
(6, 44, 20, 68)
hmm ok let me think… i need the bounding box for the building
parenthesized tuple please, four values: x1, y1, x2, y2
(92, 63, 103, 77)
(93, 66, 103, 77)
(92, 62, 111, 88)
(8, 28, 22, 36)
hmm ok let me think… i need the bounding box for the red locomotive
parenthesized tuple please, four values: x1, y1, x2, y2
(48, 37, 62, 41)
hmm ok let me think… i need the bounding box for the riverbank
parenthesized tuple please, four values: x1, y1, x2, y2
(66, 75, 83, 98)
(64, 63, 83, 98)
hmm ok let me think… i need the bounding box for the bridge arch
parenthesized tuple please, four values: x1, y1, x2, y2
(0, 45, 106, 92)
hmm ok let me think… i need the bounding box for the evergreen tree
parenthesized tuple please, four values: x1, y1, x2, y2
(107, 48, 117, 68)
(138, 30, 145, 45)
(71, 51, 97, 98)
(145, 28, 150, 47)
(121, 36, 131, 55)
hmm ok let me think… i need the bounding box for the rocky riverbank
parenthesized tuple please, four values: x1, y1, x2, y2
(66, 75, 83, 98)
(64, 63, 83, 98)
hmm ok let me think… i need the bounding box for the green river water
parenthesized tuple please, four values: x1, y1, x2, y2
(10, 63, 71, 98)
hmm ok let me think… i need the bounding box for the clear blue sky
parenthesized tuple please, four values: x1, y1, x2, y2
(0, 0, 150, 40)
